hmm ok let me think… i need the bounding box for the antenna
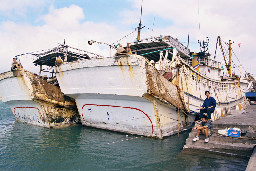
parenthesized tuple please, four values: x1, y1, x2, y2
(137, 0, 143, 42)
(187, 34, 189, 48)
(198, 37, 209, 53)
(198, 0, 201, 31)
(152, 17, 156, 31)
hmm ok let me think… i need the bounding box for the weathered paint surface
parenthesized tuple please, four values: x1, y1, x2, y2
(55, 55, 191, 138)
(145, 61, 188, 112)
(56, 53, 248, 138)
(0, 69, 78, 128)
(171, 58, 248, 121)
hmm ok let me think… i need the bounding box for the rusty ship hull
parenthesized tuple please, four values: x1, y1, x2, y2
(53, 35, 249, 138)
(20, 34, 249, 137)
(55, 55, 191, 138)
(0, 69, 78, 128)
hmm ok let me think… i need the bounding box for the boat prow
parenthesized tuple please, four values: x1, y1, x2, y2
(0, 69, 79, 128)
(55, 54, 192, 138)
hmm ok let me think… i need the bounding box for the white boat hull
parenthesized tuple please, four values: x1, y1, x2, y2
(74, 94, 187, 137)
(0, 72, 48, 126)
(0, 70, 78, 128)
(56, 54, 249, 137)
(56, 55, 191, 138)
(7, 100, 50, 127)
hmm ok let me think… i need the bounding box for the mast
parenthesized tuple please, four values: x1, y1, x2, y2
(217, 36, 232, 77)
(228, 40, 232, 77)
(137, 20, 142, 42)
(137, 0, 143, 42)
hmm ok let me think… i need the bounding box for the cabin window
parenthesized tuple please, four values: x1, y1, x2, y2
(224, 84, 227, 91)
(220, 84, 224, 91)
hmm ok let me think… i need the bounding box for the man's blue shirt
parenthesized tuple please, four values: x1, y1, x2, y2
(202, 97, 216, 110)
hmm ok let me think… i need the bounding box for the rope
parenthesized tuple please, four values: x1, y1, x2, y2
(112, 29, 138, 45)
(67, 45, 104, 58)
(14, 46, 59, 58)
(14, 44, 104, 62)
(176, 63, 189, 113)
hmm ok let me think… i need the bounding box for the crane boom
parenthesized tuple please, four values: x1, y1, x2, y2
(217, 36, 232, 77)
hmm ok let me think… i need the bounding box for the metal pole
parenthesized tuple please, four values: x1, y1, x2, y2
(39, 65, 42, 76)
(228, 40, 232, 77)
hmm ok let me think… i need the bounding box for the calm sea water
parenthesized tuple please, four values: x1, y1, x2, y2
(0, 101, 249, 171)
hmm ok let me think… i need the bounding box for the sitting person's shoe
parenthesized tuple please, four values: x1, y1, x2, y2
(204, 138, 209, 143)
(193, 136, 199, 142)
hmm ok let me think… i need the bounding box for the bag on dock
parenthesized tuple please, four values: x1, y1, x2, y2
(227, 128, 241, 137)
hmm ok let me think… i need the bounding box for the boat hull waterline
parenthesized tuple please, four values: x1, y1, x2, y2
(0, 70, 78, 128)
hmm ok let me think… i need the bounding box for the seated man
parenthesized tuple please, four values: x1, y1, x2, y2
(193, 115, 212, 143)
(200, 91, 216, 120)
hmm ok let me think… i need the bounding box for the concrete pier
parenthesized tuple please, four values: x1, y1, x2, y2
(246, 146, 256, 171)
(184, 105, 256, 158)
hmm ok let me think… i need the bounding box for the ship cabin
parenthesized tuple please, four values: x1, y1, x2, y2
(33, 45, 90, 77)
(185, 52, 223, 81)
(127, 35, 223, 81)
(128, 35, 190, 62)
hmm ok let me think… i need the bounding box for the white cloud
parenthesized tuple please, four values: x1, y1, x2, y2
(41, 5, 84, 30)
(0, 0, 44, 11)
(0, 1, 255, 76)
(125, 0, 256, 75)
(0, 0, 45, 17)
(0, 5, 125, 73)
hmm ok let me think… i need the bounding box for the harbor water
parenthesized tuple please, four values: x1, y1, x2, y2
(0, 101, 249, 170)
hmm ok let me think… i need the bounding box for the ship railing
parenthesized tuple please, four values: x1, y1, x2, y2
(135, 35, 190, 57)
(165, 36, 190, 57)
(179, 57, 236, 84)
(198, 58, 222, 70)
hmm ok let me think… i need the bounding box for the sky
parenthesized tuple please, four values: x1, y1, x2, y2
(0, 0, 255, 76)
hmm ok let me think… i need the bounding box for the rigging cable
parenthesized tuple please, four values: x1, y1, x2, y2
(112, 29, 138, 45)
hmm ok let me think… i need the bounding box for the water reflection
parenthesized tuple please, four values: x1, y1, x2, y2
(0, 102, 249, 170)
(173, 150, 249, 171)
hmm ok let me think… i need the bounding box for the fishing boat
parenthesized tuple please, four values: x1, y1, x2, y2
(0, 56, 79, 128)
(30, 29, 250, 138)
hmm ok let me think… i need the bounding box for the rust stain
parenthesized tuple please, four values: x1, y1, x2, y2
(12, 69, 79, 128)
(153, 99, 161, 129)
(59, 68, 64, 78)
(119, 61, 123, 71)
(238, 103, 242, 110)
(220, 109, 224, 117)
(127, 61, 134, 78)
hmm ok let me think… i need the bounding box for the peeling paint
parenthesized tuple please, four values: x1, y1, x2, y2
(0, 69, 79, 128)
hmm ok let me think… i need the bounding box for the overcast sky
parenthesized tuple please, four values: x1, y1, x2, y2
(0, 0, 255, 75)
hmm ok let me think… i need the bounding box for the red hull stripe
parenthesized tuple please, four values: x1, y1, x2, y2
(82, 104, 154, 134)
